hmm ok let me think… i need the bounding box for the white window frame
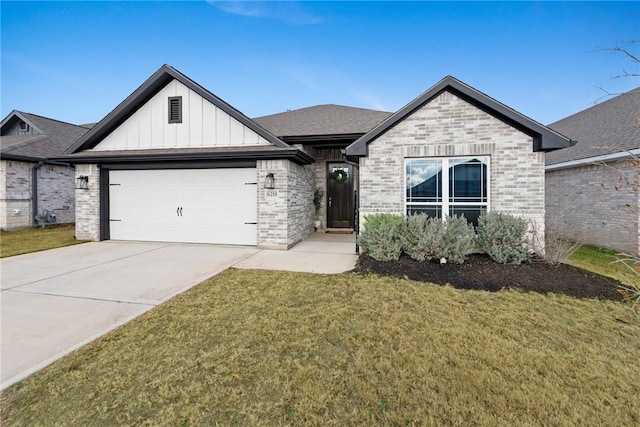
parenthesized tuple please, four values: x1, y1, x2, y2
(405, 156, 490, 221)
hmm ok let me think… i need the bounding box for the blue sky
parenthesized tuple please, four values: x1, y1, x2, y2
(1, 1, 638, 126)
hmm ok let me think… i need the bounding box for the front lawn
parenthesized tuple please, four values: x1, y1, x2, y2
(2, 269, 638, 426)
(568, 244, 640, 287)
(0, 224, 86, 258)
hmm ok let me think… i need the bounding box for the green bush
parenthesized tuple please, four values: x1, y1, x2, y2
(401, 214, 444, 261)
(358, 214, 404, 261)
(401, 214, 474, 264)
(477, 212, 530, 265)
(440, 215, 476, 264)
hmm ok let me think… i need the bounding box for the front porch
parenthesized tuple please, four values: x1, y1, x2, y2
(235, 231, 358, 274)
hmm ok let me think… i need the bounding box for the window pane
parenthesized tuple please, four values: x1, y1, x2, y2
(407, 205, 442, 219)
(449, 158, 487, 203)
(406, 160, 442, 203)
(449, 206, 486, 227)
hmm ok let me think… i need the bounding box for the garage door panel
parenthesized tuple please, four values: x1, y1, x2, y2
(109, 169, 257, 245)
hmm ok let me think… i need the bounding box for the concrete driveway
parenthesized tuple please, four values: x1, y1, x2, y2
(1, 241, 259, 389)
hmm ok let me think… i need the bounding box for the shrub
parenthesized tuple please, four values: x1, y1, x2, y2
(358, 214, 404, 261)
(615, 254, 640, 319)
(401, 214, 444, 261)
(440, 215, 476, 264)
(477, 212, 530, 265)
(401, 214, 475, 264)
(542, 222, 583, 264)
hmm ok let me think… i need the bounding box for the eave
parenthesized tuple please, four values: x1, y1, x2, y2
(346, 76, 574, 157)
(65, 65, 290, 154)
(57, 148, 315, 166)
(280, 133, 364, 149)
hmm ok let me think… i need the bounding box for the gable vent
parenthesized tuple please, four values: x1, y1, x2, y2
(168, 96, 182, 123)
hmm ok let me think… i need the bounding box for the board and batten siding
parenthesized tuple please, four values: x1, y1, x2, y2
(91, 80, 272, 151)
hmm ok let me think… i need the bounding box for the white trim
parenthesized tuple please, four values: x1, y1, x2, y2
(405, 156, 490, 222)
(545, 149, 640, 171)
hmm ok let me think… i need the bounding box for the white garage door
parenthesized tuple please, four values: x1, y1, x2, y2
(109, 168, 257, 245)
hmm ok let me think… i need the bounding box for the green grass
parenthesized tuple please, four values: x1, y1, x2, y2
(2, 269, 638, 426)
(568, 244, 640, 287)
(0, 224, 86, 258)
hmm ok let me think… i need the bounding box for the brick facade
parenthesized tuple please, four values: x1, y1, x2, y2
(546, 160, 639, 254)
(74, 164, 101, 241)
(359, 91, 545, 248)
(0, 160, 75, 229)
(256, 159, 315, 249)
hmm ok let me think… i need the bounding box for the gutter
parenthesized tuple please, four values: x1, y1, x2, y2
(545, 148, 640, 171)
(32, 161, 44, 226)
(56, 148, 315, 166)
(1, 153, 70, 165)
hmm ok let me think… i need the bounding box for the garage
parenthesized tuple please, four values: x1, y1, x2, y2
(108, 168, 257, 245)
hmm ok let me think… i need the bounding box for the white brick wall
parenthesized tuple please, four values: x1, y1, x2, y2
(1, 160, 75, 229)
(74, 164, 101, 241)
(359, 90, 545, 247)
(257, 159, 315, 249)
(546, 160, 639, 254)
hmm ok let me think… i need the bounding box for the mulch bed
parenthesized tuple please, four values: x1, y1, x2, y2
(356, 254, 624, 300)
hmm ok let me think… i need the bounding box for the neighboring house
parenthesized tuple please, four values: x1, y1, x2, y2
(546, 87, 640, 254)
(63, 64, 571, 249)
(0, 111, 90, 229)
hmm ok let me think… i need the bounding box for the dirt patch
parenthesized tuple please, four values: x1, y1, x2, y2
(356, 254, 623, 300)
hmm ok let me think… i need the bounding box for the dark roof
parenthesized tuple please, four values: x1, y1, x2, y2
(546, 87, 640, 165)
(253, 104, 392, 137)
(65, 64, 290, 155)
(0, 111, 90, 162)
(346, 76, 573, 157)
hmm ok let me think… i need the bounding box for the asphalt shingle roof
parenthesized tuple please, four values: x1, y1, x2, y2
(253, 104, 392, 137)
(1, 112, 90, 161)
(546, 87, 640, 165)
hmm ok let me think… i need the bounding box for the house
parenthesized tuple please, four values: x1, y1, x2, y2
(546, 87, 640, 254)
(0, 111, 90, 229)
(345, 77, 571, 241)
(63, 64, 571, 249)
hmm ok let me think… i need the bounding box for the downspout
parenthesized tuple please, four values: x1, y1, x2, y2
(32, 161, 44, 227)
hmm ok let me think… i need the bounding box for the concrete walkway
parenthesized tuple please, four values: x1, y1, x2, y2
(1, 233, 357, 389)
(236, 231, 358, 274)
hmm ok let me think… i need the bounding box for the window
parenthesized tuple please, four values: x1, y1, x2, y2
(19, 120, 29, 132)
(406, 156, 489, 225)
(168, 96, 182, 123)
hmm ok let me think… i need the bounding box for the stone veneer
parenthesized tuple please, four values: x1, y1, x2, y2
(1, 160, 75, 229)
(358, 90, 546, 249)
(546, 159, 639, 254)
(257, 159, 315, 249)
(74, 164, 101, 240)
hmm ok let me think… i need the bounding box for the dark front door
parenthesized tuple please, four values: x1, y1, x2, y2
(327, 163, 354, 229)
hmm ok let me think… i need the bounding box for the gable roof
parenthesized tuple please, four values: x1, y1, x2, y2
(545, 87, 640, 166)
(346, 76, 573, 157)
(0, 111, 90, 162)
(253, 104, 392, 138)
(65, 64, 289, 155)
